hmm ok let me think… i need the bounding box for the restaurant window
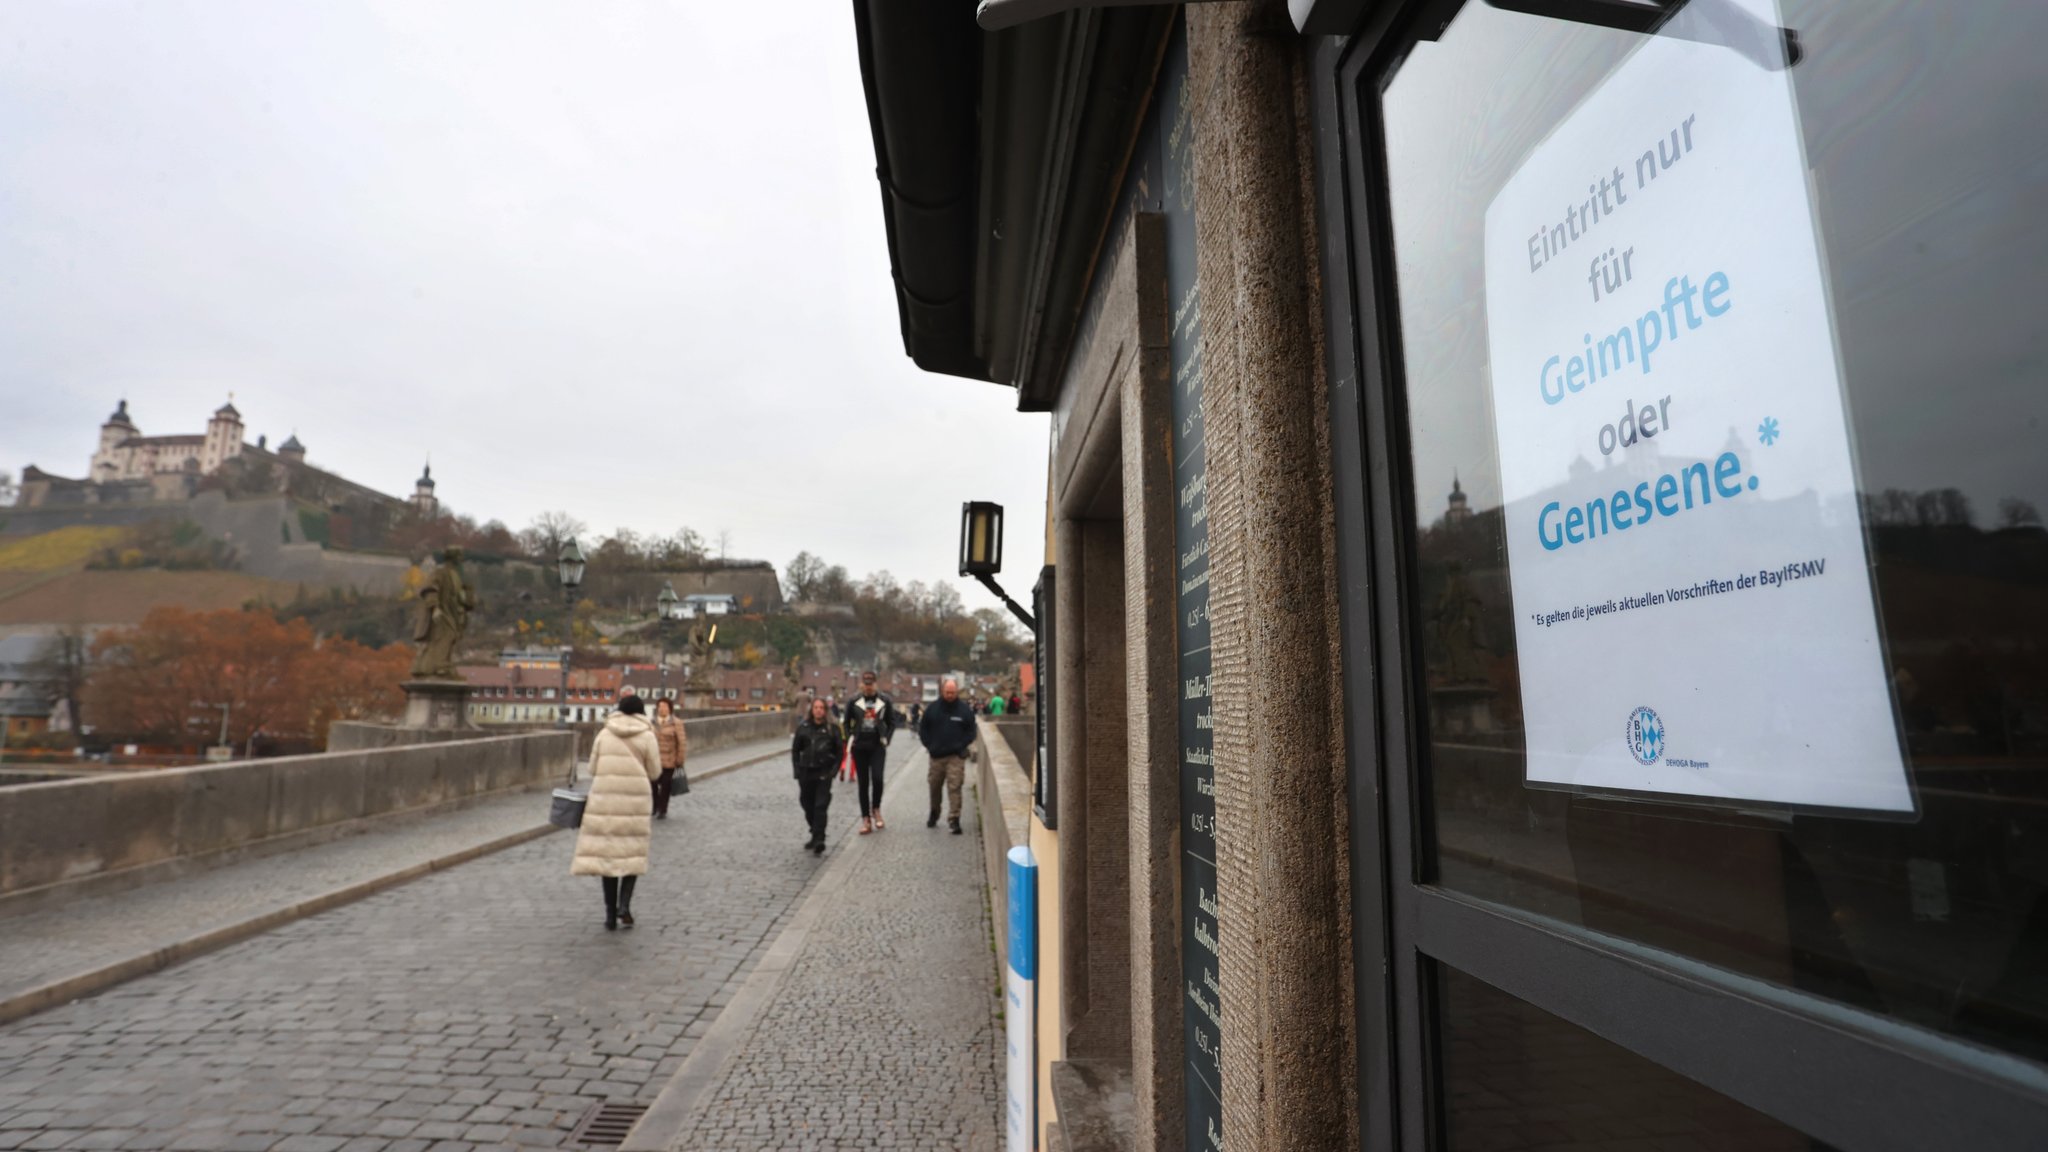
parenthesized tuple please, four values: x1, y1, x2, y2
(1379, 0, 2048, 1061)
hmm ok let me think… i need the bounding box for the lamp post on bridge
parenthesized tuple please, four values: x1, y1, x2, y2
(557, 538, 586, 727)
(655, 581, 685, 706)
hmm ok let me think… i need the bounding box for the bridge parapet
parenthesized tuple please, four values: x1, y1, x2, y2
(0, 730, 573, 906)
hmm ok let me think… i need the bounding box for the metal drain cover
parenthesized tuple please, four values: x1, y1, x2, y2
(569, 1099, 651, 1146)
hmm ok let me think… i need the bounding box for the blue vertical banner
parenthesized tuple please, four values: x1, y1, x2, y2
(1005, 846, 1038, 1152)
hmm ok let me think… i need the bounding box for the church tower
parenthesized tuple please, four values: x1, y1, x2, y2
(411, 463, 438, 518)
(1446, 472, 1472, 525)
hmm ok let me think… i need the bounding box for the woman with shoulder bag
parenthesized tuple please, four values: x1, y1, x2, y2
(791, 697, 844, 856)
(571, 694, 662, 930)
(651, 697, 688, 816)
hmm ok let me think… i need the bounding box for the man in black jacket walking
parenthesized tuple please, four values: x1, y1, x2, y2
(791, 698, 843, 854)
(918, 678, 977, 834)
(843, 671, 896, 834)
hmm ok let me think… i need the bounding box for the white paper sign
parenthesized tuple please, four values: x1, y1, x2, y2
(1482, 0, 1912, 812)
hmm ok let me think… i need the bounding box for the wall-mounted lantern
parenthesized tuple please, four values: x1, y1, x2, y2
(958, 500, 1035, 632)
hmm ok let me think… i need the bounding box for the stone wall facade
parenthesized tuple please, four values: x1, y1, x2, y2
(1037, 5, 1357, 1149)
(1186, 5, 1357, 1149)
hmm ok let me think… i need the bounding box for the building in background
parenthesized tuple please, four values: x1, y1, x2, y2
(0, 635, 58, 743)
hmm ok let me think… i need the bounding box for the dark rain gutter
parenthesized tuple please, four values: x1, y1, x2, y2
(977, 0, 1367, 34)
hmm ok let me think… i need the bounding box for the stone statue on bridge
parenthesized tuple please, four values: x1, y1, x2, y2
(410, 547, 477, 680)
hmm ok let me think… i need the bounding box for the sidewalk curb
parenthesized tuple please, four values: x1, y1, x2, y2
(620, 754, 924, 1151)
(0, 823, 559, 1028)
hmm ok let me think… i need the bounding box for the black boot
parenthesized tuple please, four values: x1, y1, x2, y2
(601, 877, 619, 930)
(619, 877, 637, 929)
(929, 792, 941, 828)
(949, 816, 963, 835)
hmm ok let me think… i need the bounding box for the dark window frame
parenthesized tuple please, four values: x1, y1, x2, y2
(1310, 5, 2048, 1151)
(1033, 564, 1058, 828)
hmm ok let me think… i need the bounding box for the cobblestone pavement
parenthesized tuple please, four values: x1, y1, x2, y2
(671, 744, 1002, 1151)
(0, 739, 850, 1152)
(0, 739, 784, 1005)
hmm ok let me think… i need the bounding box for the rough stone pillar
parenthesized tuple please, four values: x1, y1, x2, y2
(1122, 211, 1187, 1150)
(1186, 3, 1356, 1149)
(1055, 514, 1091, 1047)
(1068, 516, 1132, 1058)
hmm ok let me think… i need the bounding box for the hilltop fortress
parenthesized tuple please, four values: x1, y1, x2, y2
(21, 398, 435, 518)
(5, 399, 437, 598)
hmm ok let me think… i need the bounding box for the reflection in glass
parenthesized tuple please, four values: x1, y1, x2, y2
(1382, 0, 2048, 1058)
(1437, 966, 1828, 1151)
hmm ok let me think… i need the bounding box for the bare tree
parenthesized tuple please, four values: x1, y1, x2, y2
(666, 528, 709, 566)
(972, 607, 1018, 645)
(784, 551, 828, 602)
(518, 511, 587, 559)
(30, 629, 90, 741)
(716, 529, 732, 562)
(1934, 488, 1974, 527)
(1999, 498, 2043, 529)
(818, 564, 853, 603)
(928, 581, 965, 621)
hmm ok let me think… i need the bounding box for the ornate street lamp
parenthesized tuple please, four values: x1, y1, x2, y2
(557, 538, 586, 727)
(959, 501, 1035, 631)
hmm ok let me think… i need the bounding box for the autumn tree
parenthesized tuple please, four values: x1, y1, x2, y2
(85, 607, 409, 747)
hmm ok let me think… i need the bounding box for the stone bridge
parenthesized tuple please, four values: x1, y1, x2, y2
(0, 714, 1009, 1151)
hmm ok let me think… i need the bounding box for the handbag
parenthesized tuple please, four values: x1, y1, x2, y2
(548, 760, 586, 829)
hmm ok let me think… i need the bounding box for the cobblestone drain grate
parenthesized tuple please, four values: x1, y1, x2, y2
(568, 1100, 652, 1146)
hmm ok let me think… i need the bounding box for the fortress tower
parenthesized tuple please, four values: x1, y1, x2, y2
(200, 400, 245, 474)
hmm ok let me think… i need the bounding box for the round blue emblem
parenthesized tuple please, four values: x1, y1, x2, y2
(1626, 706, 1664, 765)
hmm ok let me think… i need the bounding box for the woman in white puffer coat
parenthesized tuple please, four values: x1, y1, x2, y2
(571, 694, 662, 930)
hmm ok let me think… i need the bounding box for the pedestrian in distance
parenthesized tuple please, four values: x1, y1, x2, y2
(792, 696, 844, 855)
(843, 670, 897, 834)
(919, 677, 977, 834)
(988, 692, 1007, 716)
(651, 697, 688, 817)
(571, 693, 661, 931)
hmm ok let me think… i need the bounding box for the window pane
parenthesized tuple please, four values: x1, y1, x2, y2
(1437, 965, 1827, 1151)
(1381, 0, 2048, 1058)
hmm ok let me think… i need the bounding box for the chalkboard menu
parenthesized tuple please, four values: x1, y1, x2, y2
(1158, 24, 1221, 1152)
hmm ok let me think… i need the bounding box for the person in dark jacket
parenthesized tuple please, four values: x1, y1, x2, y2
(791, 697, 844, 855)
(917, 678, 978, 834)
(842, 671, 897, 834)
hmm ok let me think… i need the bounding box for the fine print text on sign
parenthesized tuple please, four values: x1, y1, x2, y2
(1481, 0, 1912, 812)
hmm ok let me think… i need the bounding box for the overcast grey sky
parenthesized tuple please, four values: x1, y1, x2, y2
(0, 1, 1048, 603)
